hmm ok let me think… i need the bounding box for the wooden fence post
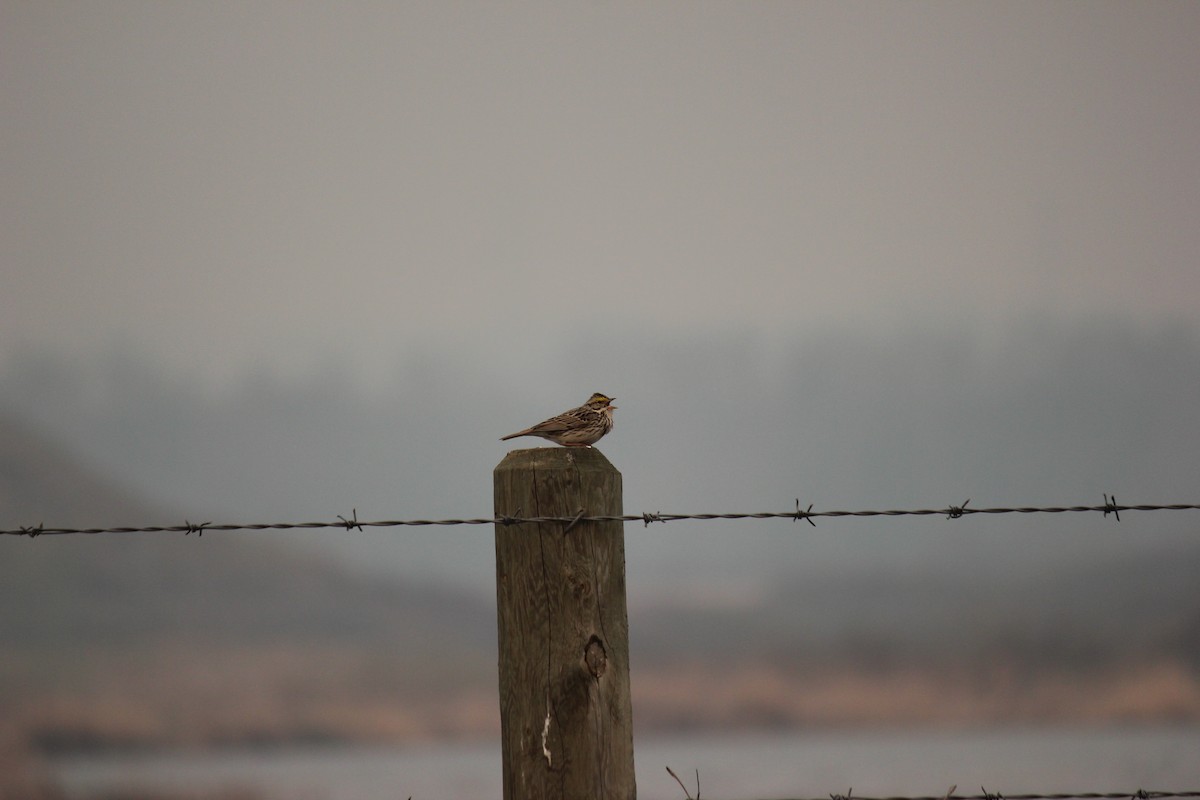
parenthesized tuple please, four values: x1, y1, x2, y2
(494, 447, 636, 800)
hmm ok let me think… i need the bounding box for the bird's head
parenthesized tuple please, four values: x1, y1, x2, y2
(586, 392, 616, 410)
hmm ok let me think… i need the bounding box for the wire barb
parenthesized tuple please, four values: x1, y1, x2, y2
(497, 507, 522, 527)
(563, 507, 586, 533)
(1103, 492, 1121, 522)
(183, 520, 211, 537)
(946, 498, 971, 519)
(338, 509, 364, 532)
(643, 511, 664, 527)
(794, 499, 817, 527)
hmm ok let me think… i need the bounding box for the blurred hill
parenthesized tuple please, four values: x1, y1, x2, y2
(0, 414, 494, 649)
(0, 414, 498, 750)
(1, 410, 1198, 753)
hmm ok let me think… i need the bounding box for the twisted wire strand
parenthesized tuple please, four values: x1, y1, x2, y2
(773, 793, 1200, 800)
(3, 501, 1199, 537)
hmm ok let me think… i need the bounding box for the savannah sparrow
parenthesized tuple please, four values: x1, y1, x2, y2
(500, 392, 617, 447)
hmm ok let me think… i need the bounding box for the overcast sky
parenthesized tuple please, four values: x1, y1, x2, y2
(4, 2, 1199, 387)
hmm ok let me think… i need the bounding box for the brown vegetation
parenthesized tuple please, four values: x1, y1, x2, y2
(631, 658, 1200, 731)
(4, 642, 1198, 758)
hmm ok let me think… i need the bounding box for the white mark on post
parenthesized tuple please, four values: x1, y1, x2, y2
(541, 709, 553, 767)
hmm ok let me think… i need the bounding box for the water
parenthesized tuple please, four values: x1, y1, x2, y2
(52, 726, 1200, 800)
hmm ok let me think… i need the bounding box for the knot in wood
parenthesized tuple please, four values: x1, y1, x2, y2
(571, 576, 593, 602)
(584, 636, 607, 679)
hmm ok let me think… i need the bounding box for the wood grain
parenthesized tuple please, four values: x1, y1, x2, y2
(494, 447, 635, 800)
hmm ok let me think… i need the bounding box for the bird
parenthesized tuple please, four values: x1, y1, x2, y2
(500, 392, 617, 447)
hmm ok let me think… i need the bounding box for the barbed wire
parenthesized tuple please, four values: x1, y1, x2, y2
(763, 792, 1200, 800)
(661, 771, 1200, 800)
(657, 777, 1200, 800)
(3, 495, 1199, 537)
(660, 773, 1200, 800)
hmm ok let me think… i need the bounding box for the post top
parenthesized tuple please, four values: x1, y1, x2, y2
(495, 446, 619, 474)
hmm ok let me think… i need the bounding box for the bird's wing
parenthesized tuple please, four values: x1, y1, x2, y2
(524, 414, 575, 434)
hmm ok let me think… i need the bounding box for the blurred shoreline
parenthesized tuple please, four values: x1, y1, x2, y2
(38, 725, 1200, 800)
(5, 653, 1197, 757)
